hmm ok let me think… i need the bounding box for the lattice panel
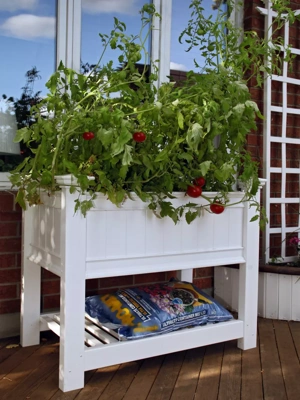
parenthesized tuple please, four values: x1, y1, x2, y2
(258, 1, 300, 263)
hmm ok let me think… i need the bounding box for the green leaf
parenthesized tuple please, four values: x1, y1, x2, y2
(185, 210, 198, 224)
(15, 189, 26, 210)
(14, 128, 31, 143)
(177, 111, 184, 129)
(98, 128, 114, 147)
(186, 123, 203, 150)
(199, 161, 212, 176)
(122, 145, 133, 166)
(111, 129, 132, 156)
(250, 215, 259, 222)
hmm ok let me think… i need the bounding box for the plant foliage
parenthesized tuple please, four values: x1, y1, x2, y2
(10, 1, 300, 224)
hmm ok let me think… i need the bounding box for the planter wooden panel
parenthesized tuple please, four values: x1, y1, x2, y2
(21, 178, 262, 392)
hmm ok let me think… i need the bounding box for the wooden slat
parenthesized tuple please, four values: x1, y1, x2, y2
(273, 320, 300, 400)
(194, 342, 224, 400)
(0, 340, 57, 397)
(289, 320, 300, 359)
(241, 346, 263, 400)
(0, 338, 21, 365)
(258, 318, 287, 400)
(146, 351, 185, 400)
(2, 344, 59, 400)
(97, 360, 141, 400)
(123, 356, 164, 400)
(0, 344, 39, 380)
(218, 340, 242, 400)
(41, 370, 95, 400)
(171, 347, 205, 400)
(74, 365, 119, 400)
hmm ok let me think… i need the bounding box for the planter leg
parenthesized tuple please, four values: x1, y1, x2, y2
(177, 269, 193, 283)
(59, 275, 85, 392)
(21, 208, 41, 347)
(58, 188, 86, 392)
(237, 262, 258, 350)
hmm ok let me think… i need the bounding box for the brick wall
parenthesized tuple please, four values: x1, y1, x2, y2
(0, 190, 214, 315)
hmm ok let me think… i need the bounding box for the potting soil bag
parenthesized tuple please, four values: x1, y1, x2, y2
(85, 279, 233, 340)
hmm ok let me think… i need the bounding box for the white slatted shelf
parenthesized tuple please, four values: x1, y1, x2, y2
(40, 314, 118, 348)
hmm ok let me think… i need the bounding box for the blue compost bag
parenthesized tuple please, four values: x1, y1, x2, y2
(85, 279, 233, 340)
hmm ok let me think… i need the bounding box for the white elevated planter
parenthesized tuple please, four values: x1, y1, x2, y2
(21, 176, 262, 392)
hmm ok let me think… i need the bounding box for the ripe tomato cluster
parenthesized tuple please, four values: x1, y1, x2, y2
(186, 176, 205, 198)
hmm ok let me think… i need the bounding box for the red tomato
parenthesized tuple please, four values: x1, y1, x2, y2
(82, 131, 95, 140)
(186, 185, 202, 198)
(194, 177, 206, 187)
(133, 131, 146, 142)
(210, 202, 225, 214)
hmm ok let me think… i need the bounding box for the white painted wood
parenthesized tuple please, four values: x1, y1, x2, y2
(265, 273, 279, 319)
(291, 276, 300, 321)
(258, 272, 266, 317)
(278, 275, 292, 320)
(258, 272, 300, 321)
(84, 320, 244, 372)
(177, 269, 193, 282)
(20, 205, 41, 347)
(58, 187, 86, 392)
(237, 189, 261, 350)
(0, 172, 12, 190)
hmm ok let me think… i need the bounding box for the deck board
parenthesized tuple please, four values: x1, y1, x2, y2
(258, 318, 288, 400)
(1, 319, 300, 399)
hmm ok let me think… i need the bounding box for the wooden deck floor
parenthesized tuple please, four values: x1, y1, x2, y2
(1, 318, 300, 400)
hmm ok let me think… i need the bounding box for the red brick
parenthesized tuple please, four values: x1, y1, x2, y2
(0, 211, 22, 222)
(0, 268, 21, 284)
(0, 299, 20, 314)
(100, 275, 134, 289)
(16, 253, 21, 268)
(41, 279, 60, 295)
(134, 272, 166, 285)
(86, 279, 99, 291)
(0, 254, 16, 268)
(43, 295, 60, 311)
(41, 269, 58, 279)
(0, 284, 17, 300)
(165, 271, 177, 281)
(0, 222, 18, 237)
(194, 267, 214, 278)
(0, 193, 14, 212)
(193, 277, 213, 290)
(0, 237, 21, 253)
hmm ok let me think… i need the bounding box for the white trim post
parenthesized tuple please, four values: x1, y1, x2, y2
(58, 188, 87, 392)
(20, 206, 41, 347)
(237, 188, 262, 350)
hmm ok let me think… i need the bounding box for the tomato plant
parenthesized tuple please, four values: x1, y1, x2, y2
(133, 132, 146, 142)
(10, 0, 297, 224)
(82, 132, 95, 141)
(187, 185, 202, 198)
(210, 202, 225, 215)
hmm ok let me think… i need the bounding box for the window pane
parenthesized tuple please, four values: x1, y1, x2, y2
(0, 0, 56, 165)
(171, 0, 225, 73)
(81, 0, 151, 72)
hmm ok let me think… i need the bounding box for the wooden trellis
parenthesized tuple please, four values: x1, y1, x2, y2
(258, 1, 300, 263)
